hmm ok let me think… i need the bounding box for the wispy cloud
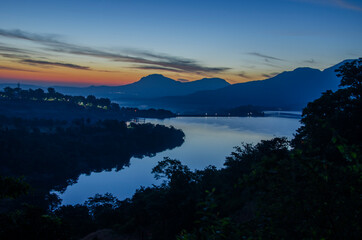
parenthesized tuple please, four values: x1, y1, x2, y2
(0, 29, 231, 74)
(0, 45, 34, 55)
(262, 62, 282, 68)
(0, 29, 62, 43)
(0, 52, 30, 59)
(303, 58, 316, 64)
(0, 42, 116, 73)
(261, 72, 280, 78)
(237, 71, 252, 79)
(20, 59, 91, 70)
(0, 65, 39, 72)
(293, 0, 362, 12)
(123, 48, 231, 73)
(124, 49, 194, 64)
(248, 52, 284, 61)
(334, 0, 362, 11)
(132, 65, 183, 73)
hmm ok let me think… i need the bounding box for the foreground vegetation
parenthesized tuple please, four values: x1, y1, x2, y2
(0, 117, 185, 229)
(0, 59, 361, 239)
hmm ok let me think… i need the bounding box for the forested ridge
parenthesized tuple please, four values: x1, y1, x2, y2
(0, 59, 361, 239)
(0, 117, 185, 235)
(0, 87, 176, 120)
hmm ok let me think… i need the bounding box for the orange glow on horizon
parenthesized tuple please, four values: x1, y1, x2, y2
(0, 63, 141, 86)
(0, 61, 262, 86)
(0, 69, 261, 86)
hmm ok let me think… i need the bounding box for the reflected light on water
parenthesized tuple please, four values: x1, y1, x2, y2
(59, 116, 301, 204)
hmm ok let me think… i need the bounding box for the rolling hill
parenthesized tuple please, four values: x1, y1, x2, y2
(52, 74, 230, 99)
(146, 60, 351, 112)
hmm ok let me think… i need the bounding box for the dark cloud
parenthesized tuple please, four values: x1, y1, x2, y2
(49, 44, 230, 73)
(0, 43, 115, 72)
(95, 69, 120, 73)
(124, 49, 196, 66)
(0, 28, 231, 74)
(0, 43, 49, 61)
(244, 65, 256, 69)
(0, 53, 30, 59)
(0, 65, 39, 72)
(0, 45, 33, 54)
(0, 29, 62, 45)
(248, 52, 284, 61)
(20, 59, 90, 70)
(237, 71, 252, 79)
(132, 65, 183, 73)
(262, 62, 282, 68)
(304, 58, 316, 64)
(123, 49, 231, 73)
(261, 72, 280, 78)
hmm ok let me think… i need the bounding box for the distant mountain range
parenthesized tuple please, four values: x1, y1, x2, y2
(46, 74, 230, 100)
(0, 59, 354, 112)
(148, 60, 348, 111)
(1, 74, 230, 100)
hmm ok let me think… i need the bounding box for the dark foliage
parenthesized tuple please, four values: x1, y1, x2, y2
(0, 87, 176, 120)
(0, 116, 184, 239)
(0, 116, 184, 203)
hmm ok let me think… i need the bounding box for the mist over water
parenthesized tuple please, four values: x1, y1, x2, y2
(60, 116, 301, 205)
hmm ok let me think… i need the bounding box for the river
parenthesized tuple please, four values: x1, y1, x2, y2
(59, 115, 301, 205)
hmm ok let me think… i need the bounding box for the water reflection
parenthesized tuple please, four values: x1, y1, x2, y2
(60, 116, 301, 204)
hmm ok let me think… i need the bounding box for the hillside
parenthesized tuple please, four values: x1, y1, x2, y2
(51, 74, 230, 99)
(0, 87, 176, 121)
(1, 60, 353, 112)
(148, 60, 351, 111)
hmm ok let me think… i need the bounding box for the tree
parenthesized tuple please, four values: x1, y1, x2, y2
(0, 176, 29, 199)
(152, 157, 194, 188)
(86, 95, 97, 106)
(47, 87, 56, 96)
(3, 87, 15, 97)
(294, 58, 362, 150)
(243, 59, 362, 239)
(98, 98, 111, 108)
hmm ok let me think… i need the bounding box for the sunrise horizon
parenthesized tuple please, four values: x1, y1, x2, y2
(0, 58, 354, 88)
(1, 0, 361, 87)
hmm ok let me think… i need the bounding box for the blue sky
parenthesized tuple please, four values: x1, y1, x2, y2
(0, 0, 361, 85)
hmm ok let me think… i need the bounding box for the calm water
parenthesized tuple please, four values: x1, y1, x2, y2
(59, 116, 301, 205)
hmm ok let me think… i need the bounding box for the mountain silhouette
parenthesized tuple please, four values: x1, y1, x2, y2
(1, 60, 354, 112)
(146, 60, 352, 111)
(52, 74, 230, 99)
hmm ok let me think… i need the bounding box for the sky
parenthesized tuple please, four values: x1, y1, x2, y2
(0, 0, 361, 86)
